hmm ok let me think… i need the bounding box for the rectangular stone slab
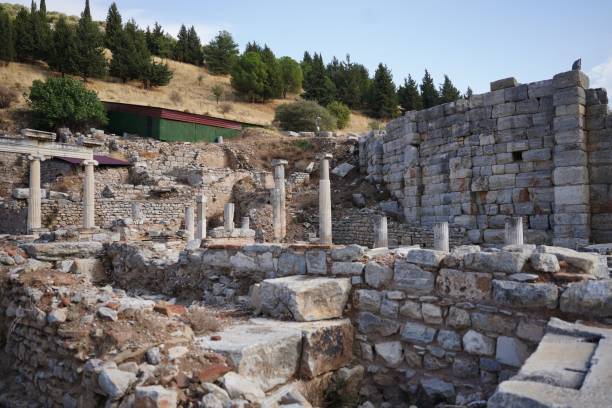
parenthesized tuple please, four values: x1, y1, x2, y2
(259, 276, 351, 321)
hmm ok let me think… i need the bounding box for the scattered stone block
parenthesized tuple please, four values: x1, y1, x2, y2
(221, 372, 266, 402)
(98, 368, 137, 400)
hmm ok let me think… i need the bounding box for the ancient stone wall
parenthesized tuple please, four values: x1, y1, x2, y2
(106, 241, 611, 404)
(361, 70, 610, 247)
(0, 152, 27, 196)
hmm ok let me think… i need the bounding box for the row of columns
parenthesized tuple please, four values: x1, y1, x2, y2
(27, 155, 98, 233)
(183, 194, 208, 241)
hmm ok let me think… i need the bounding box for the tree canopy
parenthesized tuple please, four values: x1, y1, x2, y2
(203, 30, 239, 75)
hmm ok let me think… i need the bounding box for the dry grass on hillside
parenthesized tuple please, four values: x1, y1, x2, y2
(0, 59, 372, 133)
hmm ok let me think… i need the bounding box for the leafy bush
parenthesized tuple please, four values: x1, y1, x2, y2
(27, 77, 107, 131)
(0, 86, 17, 109)
(292, 139, 312, 151)
(274, 100, 336, 132)
(327, 101, 350, 129)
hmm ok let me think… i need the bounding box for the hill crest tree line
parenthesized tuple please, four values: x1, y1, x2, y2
(0, 1, 471, 119)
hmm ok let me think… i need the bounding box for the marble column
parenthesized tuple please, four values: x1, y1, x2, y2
(505, 217, 524, 246)
(184, 206, 195, 240)
(272, 159, 288, 239)
(433, 222, 450, 252)
(27, 154, 45, 232)
(373, 215, 388, 248)
(241, 217, 250, 230)
(196, 194, 207, 240)
(82, 159, 98, 229)
(131, 203, 142, 220)
(271, 188, 282, 241)
(319, 153, 333, 245)
(224, 203, 235, 232)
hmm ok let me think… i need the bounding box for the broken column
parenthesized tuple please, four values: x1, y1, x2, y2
(224, 203, 235, 232)
(241, 217, 250, 230)
(319, 153, 333, 245)
(272, 159, 288, 239)
(82, 159, 98, 229)
(27, 154, 45, 232)
(131, 203, 142, 220)
(196, 194, 207, 240)
(373, 215, 388, 248)
(184, 206, 195, 240)
(433, 221, 450, 252)
(505, 217, 524, 246)
(271, 188, 282, 241)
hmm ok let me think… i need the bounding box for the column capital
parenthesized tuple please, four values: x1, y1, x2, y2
(272, 159, 288, 167)
(82, 159, 99, 166)
(27, 154, 46, 162)
(196, 194, 207, 203)
(317, 153, 333, 161)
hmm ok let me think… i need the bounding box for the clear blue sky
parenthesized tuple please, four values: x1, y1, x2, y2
(15, 0, 612, 93)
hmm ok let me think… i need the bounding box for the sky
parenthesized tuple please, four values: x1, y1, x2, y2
(12, 0, 612, 94)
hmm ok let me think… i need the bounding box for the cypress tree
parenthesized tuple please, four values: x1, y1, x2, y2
(397, 74, 422, 112)
(439, 75, 461, 104)
(104, 2, 123, 51)
(0, 6, 15, 64)
(146, 23, 174, 58)
(35, 0, 51, 59)
(110, 20, 150, 82)
(302, 53, 335, 106)
(202, 30, 239, 75)
(173, 25, 189, 62)
(420, 69, 439, 109)
(301, 51, 313, 78)
(368, 63, 398, 119)
(75, 0, 106, 80)
(186, 26, 203, 65)
(245, 41, 262, 54)
(260, 45, 283, 100)
(48, 16, 78, 76)
(14, 8, 35, 61)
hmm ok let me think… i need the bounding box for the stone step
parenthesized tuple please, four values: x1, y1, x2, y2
(196, 318, 353, 391)
(256, 275, 351, 322)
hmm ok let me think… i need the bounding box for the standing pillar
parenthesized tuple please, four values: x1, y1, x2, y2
(373, 215, 388, 248)
(272, 159, 288, 239)
(271, 188, 282, 241)
(241, 217, 250, 230)
(196, 194, 207, 240)
(224, 203, 235, 232)
(505, 217, 524, 246)
(132, 203, 142, 220)
(184, 206, 195, 240)
(433, 222, 450, 252)
(319, 153, 333, 245)
(82, 159, 98, 229)
(27, 154, 45, 232)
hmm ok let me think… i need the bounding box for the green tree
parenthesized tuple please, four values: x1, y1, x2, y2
(33, 0, 51, 60)
(260, 45, 283, 100)
(173, 24, 189, 62)
(327, 55, 371, 109)
(465, 86, 473, 99)
(27, 76, 107, 131)
(245, 41, 262, 54)
(74, 0, 106, 80)
(230, 51, 266, 102)
(274, 100, 336, 131)
(212, 84, 223, 104)
(420, 69, 439, 109)
(14, 8, 35, 61)
(327, 101, 350, 129)
(278, 56, 302, 98)
(48, 16, 77, 76)
(186, 25, 203, 65)
(110, 20, 150, 83)
(104, 2, 122, 51)
(0, 6, 15, 64)
(397, 74, 422, 112)
(439, 74, 461, 104)
(143, 60, 173, 88)
(301, 51, 313, 78)
(203, 30, 239, 75)
(302, 53, 335, 106)
(368, 63, 398, 119)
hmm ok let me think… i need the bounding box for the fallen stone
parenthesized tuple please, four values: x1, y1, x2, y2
(97, 307, 118, 321)
(145, 347, 162, 365)
(258, 275, 351, 321)
(539, 246, 606, 277)
(98, 368, 137, 400)
(221, 372, 265, 402)
(47, 308, 67, 324)
(134, 385, 177, 408)
(331, 162, 355, 177)
(200, 383, 230, 407)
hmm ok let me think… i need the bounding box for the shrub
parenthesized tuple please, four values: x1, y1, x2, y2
(218, 102, 232, 114)
(0, 86, 17, 109)
(327, 101, 350, 129)
(27, 77, 107, 131)
(144, 60, 173, 88)
(212, 84, 224, 104)
(187, 306, 221, 335)
(169, 90, 182, 105)
(274, 100, 336, 132)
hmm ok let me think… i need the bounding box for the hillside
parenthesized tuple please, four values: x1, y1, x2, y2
(0, 58, 372, 133)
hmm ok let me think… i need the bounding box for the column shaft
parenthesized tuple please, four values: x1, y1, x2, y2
(319, 154, 333, 245)
(196, 195, 207, 240)
(27, 155, 43, 232)
(271, 188, 282, 241)
(505, 217, 524, 246)
(433, 222, 450, 252)
(373, 216, 388, 248)
(82, 160, 97, 229)
(184, 206, 195, 240)
(224, 203, 235, 232)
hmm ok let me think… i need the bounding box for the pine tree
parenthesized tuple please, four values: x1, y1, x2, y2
(0, 6, 15, 64)
(368, 63, 398, 119)
(230, 51, 267, 102)
(245, 41, 262, 54)
(465, 86, 473, 99)
(110, 20, 150, 82)
(104, 2, 122, 51)
(203, 30, 239, 75)
(14, 8, 35, 61)
(260, 45, 283, 100)
(301, 51, 313, 78)
(302, 53, 335, 106)
(327, 55, 370, 109)
(279, 56, 302, 98)
(173, 25, 189, 62)
(439, 75, 461, 104)
(186, 26, 203, 65)
(74, 0, 106, 80)
(48, 16, 77, 76)
(397, 74, 422, 112)
(147, 22, 174, 58)
(420, 69, 439, 109)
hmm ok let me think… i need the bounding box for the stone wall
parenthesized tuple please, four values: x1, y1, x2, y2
(106, 241, 611, 405)
(0, 152, 27, 196)
(360, 70, 611, 247)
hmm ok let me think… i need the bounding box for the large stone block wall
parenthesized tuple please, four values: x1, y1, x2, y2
(361, 70, 610, 247)
(106, 241, 611, 404)
(0, 152, 27, 196)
